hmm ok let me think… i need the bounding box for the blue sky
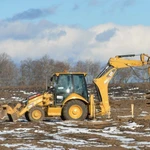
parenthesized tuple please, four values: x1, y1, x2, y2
(0, 0, 150, 63)
(1, 0, 149, 27)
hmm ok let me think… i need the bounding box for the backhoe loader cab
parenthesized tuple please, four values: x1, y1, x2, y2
(50, 72, 89, 104)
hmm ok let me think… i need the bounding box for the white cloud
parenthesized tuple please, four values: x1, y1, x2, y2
(88, 24, 150, 62)
(0, 21, 150, 63)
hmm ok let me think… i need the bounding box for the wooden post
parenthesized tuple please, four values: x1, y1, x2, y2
(131, 104, 134, 118)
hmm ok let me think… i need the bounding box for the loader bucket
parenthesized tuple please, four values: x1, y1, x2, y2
(0, 108, 7, 120)
(0, 103, 22, 122)
(7, 113, 18, 122)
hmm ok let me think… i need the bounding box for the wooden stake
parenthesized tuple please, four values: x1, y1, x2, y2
(131, 104, 134, 118)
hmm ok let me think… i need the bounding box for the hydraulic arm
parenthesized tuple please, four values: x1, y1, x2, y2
(93, 53, 150, 116)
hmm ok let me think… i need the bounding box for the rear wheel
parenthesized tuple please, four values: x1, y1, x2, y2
(27, 106, 45, 122)
(62, 100, 88, 121)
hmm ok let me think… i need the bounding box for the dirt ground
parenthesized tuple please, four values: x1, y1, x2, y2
(0, 87, 150, 150)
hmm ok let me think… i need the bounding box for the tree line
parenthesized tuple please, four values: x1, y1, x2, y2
(0, 53, 149, 87)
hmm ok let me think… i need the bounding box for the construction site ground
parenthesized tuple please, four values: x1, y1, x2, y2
(0, 86, 150, 150)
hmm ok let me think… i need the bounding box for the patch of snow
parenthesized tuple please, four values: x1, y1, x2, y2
(120, 122, 144, 130)
(129, 87, 139, 91)
(11, 96, 21, 99)
(1, 143, 23, 148)
(34, 130, 46, 133)
(110, 86, 121, 89)
(121, 145, 140, 150)
(56, 121, 79, 127)
(102, 126, 122, 134)
(0, 128, 34, 136)
(44, 122, 56, 126)
(118, 115, 132, 118)
(1, 143, 51, 150)
(20, 90, 37, 95)
(137, 141, 150, 145)
(0, 98, 5, 101)
(139, 111, 148, 117)
(0, 136, 6, 141)
(88, 138, 98, 141)
(145, 128, 150, 131)
(40, 136, 87, 145)
(141, 111, 148, 114)
(0, 120, 150, 149)
(111, 96, 129, 99)
(15, 128, 33, 131)
(57, 125, 135, 144)
(121, 128, 150, 138)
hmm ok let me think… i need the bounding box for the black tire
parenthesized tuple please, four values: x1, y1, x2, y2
(62, 100, 88, 121)
(28, 106, 45, 122)
(60, 114, 65, 121)
(25, 112, 30, 121)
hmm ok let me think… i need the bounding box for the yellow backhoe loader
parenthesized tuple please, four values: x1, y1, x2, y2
(0, 53, 150, 122)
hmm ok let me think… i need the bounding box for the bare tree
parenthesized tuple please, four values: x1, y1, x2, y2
(111, 66, 149, 84)
(19, 58, 34, 85)
(73, 61, 86, 72)
(0, 53, 18, 86)
(72, 60, 101, 83)
(111, 68, 133, 84)
(19, 55, 70, 86)
(39, 55, 55, 88)
(53, 61, 70, 72)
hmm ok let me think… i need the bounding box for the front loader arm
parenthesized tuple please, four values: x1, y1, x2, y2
(18, 95, 44, 117)
(94, 53, 150, 116)
(0, 95, 44, 122)
(19, 92, 52, 117)
(0, 92, 52, 122)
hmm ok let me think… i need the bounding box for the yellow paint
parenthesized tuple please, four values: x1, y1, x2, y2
(63, 93, 88, 105)
(69, 104, 82, 119)
(48, 107, 62, 116)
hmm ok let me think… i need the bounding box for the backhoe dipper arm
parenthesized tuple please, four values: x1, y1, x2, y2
(93, 53, 150, 116)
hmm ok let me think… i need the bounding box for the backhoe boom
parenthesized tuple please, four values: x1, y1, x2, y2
(93, 53, 150, 116)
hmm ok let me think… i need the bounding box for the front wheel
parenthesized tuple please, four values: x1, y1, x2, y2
(62, 100, 88, 121)
(27, 106, 45, 122)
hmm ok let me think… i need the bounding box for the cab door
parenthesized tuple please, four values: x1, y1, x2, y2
(72, 74, 88, 100)
(55, 74, 72, 104)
